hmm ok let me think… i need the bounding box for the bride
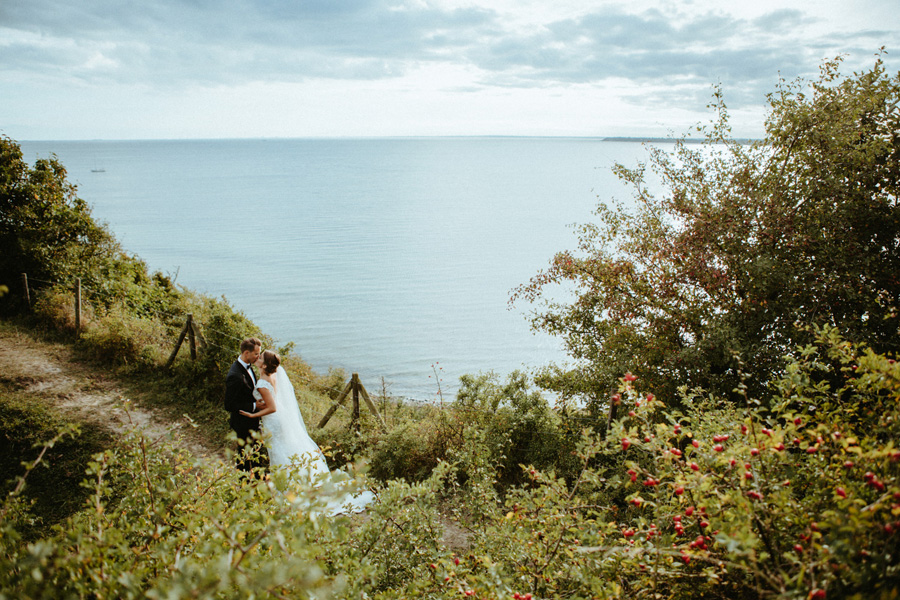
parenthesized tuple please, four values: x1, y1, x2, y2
(240, 350, 374, 513)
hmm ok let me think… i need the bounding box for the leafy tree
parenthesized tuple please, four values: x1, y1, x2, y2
(513, 55, 900, 411)
(0, 136, 116, 309)
(0, 135, 182, 317)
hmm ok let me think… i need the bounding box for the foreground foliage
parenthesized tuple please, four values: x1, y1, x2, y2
(2, 329, 898, 599)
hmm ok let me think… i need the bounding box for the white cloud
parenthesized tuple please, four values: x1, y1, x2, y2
(0, 0, 896, 139)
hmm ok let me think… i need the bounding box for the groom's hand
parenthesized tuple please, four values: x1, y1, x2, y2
(256, 397, 267, 409)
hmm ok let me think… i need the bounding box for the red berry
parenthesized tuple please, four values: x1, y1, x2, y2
(745, 472, 754, 480)
(624, 372, 637, 382)
(675, 486, 684, 495)
(794, 544, 803, 554)
(628, 411, 636, 417)
(761, 428, 772, 437)
(751, 448, 760, 456)
(794, 417, 802, 426)
(811, 590, 825, 600)
(741, 424, 748, 434)
(843, 461, 854, 468)
(622, 438, 631, 450)
(692, 440, 700, 448)
(836, 487, 847, 498)
(714, 444, 724, 452)
(774, 443, 785, 451)
(806, 447, 818, 454)
(690, 462, 700, 471)
(685, 506, 695, 516)
(671, 448, 682, 457)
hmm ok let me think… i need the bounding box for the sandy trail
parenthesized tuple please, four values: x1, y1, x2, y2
(0, 323, 220, 461)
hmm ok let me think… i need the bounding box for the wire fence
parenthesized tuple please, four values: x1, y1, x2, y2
(15, 272, 609, 429)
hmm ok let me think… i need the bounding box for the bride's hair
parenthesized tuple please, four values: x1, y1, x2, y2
(261, 350, 281, 375)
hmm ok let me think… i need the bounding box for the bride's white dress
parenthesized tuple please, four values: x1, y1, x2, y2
(254, 366, 374, 513)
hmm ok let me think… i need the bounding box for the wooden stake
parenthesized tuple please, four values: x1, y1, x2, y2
(317, 380, 353, 429)
(351, 373, 361, 433)
(358, 381, 388, 433)
(190, 320, 207, 348)
(74, 278, 82, 337)
(187, 314, 196, 360)
(166, 316, 192, 368)
(316, 373, 390, 433)
(21, 273, 30, 309)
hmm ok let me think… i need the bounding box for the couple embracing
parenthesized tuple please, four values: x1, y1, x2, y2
(224, 337, 374, 512)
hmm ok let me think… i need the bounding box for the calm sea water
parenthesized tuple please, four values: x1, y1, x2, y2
(20, 138, 656, 400)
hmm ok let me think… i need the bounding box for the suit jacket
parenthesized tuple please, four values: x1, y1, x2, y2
(224, 360, 260, 435)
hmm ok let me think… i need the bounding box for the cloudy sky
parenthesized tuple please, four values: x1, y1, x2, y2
(2, 0, 897, 140)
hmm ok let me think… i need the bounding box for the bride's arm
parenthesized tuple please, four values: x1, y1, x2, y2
(240, 386, 277, 418)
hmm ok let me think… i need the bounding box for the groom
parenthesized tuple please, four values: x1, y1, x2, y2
(224, 337, 266, 472)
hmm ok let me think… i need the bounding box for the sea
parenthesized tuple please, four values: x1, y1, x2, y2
(19, 137, 663, 401)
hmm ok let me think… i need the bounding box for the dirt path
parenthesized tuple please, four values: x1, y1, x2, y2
(0, 321, 471, 550)
(0, 322, 221, 462)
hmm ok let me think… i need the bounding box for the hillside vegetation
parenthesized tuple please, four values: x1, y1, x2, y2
(1, 56, 898, 599)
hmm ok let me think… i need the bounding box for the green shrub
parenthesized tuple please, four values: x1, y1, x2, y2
(456, 370, 579, 487)
(79, 305, 168, 368)
(31, 285, 93, 335)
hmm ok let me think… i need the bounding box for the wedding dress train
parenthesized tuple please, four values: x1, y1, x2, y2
(254, 367, 374, 514)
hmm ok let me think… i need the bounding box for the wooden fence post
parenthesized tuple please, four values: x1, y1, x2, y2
(74, 278, 82, 337)
(166, 314, 194, 368)
(190, 320, 207, 349)
(317, 380, 354, 429)
(357, 379, 388, 433)
(317, 373, 388, 433)
(187, 313, 197, 360)
(351, 373, 361, 433)
(21, 273, 30, 309)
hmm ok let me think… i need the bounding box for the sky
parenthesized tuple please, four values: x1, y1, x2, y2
(1, 0, 897, 140)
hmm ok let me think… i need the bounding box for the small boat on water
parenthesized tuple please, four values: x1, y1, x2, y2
(91, 168, 105, 173)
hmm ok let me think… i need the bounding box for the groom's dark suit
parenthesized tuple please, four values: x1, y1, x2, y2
(224, 359, 262, 470)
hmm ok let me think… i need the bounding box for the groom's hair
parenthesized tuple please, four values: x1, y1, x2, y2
(240, 337, 262, 353)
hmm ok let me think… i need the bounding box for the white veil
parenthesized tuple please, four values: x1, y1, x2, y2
(267, 366, 330, 480)
(267, 366, 375, 514)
